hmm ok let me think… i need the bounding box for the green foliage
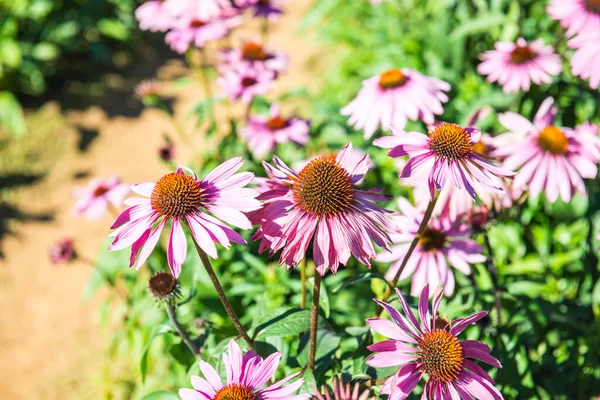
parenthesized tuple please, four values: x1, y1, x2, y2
(0, 0, 138, 134)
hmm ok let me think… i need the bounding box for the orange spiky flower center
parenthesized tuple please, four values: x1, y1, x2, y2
(266, 116, 288, 130)
(379, 68, 408, 89)
(537, 126, 568, 155)
(419, 227, 446, 252)
(510, 45, 536, 64)
(214, 384, 256, 400)
(293, 156, 354, 217)
(585, 0, 600, 13)
(150, 173, 203, 218)
(418, 330, 464, 382)
(242, 42, 268, 61)
(471, 140, 488, 156)
(428, 123, 473, 160)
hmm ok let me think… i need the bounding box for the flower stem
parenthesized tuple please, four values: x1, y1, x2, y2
(165, 302, 200, 356)
(308, 273, 322, 372)
(375, 193, 439, 317)
(192, 241, 256, 352)
(300, 258, 307, 309)
(483, 232, 502, 325)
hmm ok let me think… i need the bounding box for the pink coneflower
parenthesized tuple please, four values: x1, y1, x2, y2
(135, 0, 174, 32)
(179, 339, 309, 400)
(159, 139, 175, 162)
(407, 132, 512, 220)
(49, 237, 76, 265)
(164, 0, 233, 22)
(240, 103, 309, 158)
(367, 285, 503, 399)
(377, 198, 484, 297)
(374, 123, 514, 201)
(237, 0, 284, 21)
(250, 143, 396, 275)
(165, 13, 240, 54)
(568, 31, 600, 89)
(547, 0, 600, 37)
(477, 38, 561, 93)
(218, 64, 275, 104)
(73, 176, 130, 221)
(576, 122, 600, 152)
(341, 68, 450, 139)
(313, 377, 375, 400)
(108, 161, 260, 277)
(493, 97, 600, 203)
(219, 39, 288, 74)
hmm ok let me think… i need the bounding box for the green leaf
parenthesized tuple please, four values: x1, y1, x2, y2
(97, 19, 130, 41)
(0, 38, 22, 68)
(0, 91, 25, 135)
(450, 13, 506, 41)
(297, 329, 340, 365)
(333, 271, 390, 293)
(140, 391, 180, 400)
(140, 324, 174, 383)
(32, 42, 60, 61)
(254, 308, 312, 338)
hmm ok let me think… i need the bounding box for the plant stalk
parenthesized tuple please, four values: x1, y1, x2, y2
(375, 193, 439, 317)
(165, 302, 200, 356)
(308, 273, 322, 372)
(300, 258, 307, 309)
(192, 241, 256, 352)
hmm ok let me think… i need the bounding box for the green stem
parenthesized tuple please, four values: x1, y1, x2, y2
(191, 240, 256, 352)
(374, 193, 439, 317)
(483, 232, 502, 325)
(308, 274, 322, 372)
(166, 302, 200, 356)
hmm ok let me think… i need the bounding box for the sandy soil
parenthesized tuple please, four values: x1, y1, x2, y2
(0, 2, 323, 398)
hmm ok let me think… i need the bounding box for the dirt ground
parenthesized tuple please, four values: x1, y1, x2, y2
(0, 2, 324, 398)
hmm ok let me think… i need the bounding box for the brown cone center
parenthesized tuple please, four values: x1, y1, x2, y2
(510, 46, 536, 64)
(242, 42, 268, 61)
(419, 227, 446, 252)
(214, 384, 256, 400)
(537, 126, 568, 155)
(418, 330, 464, 383)
(266, 116, 288, 131)
(428, 123, 472, 160)
(585, 0, 600, 13)
(150, 172, 203, 218)
(190, 19, 207, 28)
(293, 156, 354, 217)
(241, 77, 258, 87)
(148, 271, 178, 299)
(379, 68, 407, 89)
(94, 186, 109, 197)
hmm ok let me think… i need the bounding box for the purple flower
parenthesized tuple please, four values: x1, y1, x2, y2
(49, 238, 76, 265)
(108, 161, 260, 277)
(493, 97, 600, 202)
(135, 0, 174, 32)
(547, 0, 600, 37)
(179, 339, 309, 400)
(568, 31, 600, 89)
(237, 0, 284, 21)
(377, 198, 485, 297)
(341, 68, 450, 139)
(240, 103, 309, 158)
(477, 38, 561, 93)
(165, 13, 241, 54)
(218, 64, 275, 104)
(219, 39, 288, 75)
(374, 123, 514, 200)
(72, 176, 130, 221)
(367, 285, 503, 399)
(250, 143, 397, 275)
